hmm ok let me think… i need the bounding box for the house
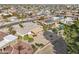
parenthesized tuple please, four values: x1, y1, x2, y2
(7, 16, 18, 22)
(0, 31, 17, 49)
(43, 18, 55, 25)
(0, 14, 3, 21)
(0, 35, 17, 49)
(31, 26, 43, 35)
(13, 22, 43, 36)
(60, 17, 74, 24)
(0, 31, 7, 41)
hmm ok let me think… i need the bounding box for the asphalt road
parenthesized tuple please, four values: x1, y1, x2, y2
(0, 19, 34, 29)
(43, 30, 67, 54)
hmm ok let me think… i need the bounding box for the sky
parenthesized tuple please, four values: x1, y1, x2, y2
(0, 0, 79, 4)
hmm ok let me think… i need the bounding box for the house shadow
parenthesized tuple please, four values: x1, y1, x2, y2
(43, 30, 67, 54)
